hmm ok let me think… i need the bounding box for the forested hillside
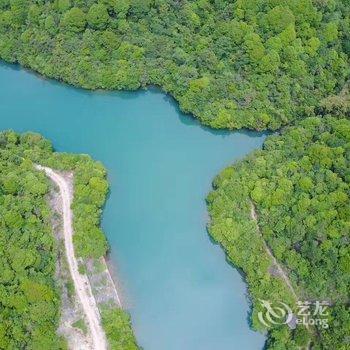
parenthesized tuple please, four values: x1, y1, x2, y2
(0, 0, 349, 130)
(0, 132, 64, 349)
(0, 0, 349, 348)
(207, 116, 350, 349)
(0, 131, 137, 349)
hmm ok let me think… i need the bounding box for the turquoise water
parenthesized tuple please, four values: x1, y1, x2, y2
(0, 62, 266, 350)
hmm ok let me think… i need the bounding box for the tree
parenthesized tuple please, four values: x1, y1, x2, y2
(87, 3, 109, 30)
(61, 7, 86, 33)
(113, 0, 130, 18)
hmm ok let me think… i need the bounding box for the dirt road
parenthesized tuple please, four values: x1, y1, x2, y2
(250, 202, 298, 300)
(36, 165, 107, 350)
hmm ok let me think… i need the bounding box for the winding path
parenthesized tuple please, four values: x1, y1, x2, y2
(36, 165, 107, 350)
(250, 202, 298, 300)
(250, 203, 312, 350)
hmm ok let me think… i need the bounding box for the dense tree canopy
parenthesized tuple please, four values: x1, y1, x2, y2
(0, 0, 349, 348)
(207, 116, 350, 349)
(0, 131, 64, 349)
(0, 0, 349, 130)
(0, 131, 137, 349)
(101, 306, 138, 350)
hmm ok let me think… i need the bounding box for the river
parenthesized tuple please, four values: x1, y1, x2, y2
(0, 62, 266, 350)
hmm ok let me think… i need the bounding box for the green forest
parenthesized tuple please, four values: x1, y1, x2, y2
(101, 305, 138, 350)
(207, 117, 350, 349)
(0, 132, 64, 349)
(0, 0, 349, 348)
(0, 0, 349, 130)
(0, 131, 137, 349)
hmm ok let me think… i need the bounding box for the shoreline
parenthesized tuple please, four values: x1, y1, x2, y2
(39, 165, 128, 349)
(37, 165, 108, 349)
(0, 59, 269, 136)
(101, 256, 122, 307)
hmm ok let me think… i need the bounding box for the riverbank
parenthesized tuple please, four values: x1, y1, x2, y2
(47, 170, 93, 349)
(0, 67, 267, 349)
(37, 165, 108, 349)
(37, 164, 138, 349)
(207, 117, 350, 348)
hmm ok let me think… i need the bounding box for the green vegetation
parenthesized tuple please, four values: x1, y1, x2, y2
(0, 131, 65, 349)
(207, 116, 350, 349)
(25, 136, 109, 258)
(0, 131, 137, 349)
(0, 0, 349, 130)
(72, 318, 88, 334)
(101, 305, 139, 350)
(0, 0, 349, 348)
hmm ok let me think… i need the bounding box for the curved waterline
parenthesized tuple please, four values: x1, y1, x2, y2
(0, 62, 266, 350)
